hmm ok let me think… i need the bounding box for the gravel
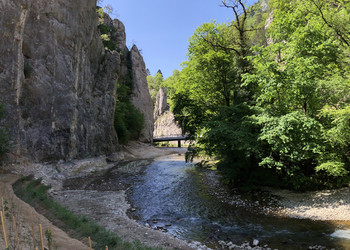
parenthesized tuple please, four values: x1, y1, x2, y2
(270, 187, 350, 220)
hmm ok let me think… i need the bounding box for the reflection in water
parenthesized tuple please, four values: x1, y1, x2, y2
(129, 154, 350, 249)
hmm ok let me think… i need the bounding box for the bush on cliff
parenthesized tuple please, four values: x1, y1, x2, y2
(114, 78, 144, 144)
(114, 101, 144, 144)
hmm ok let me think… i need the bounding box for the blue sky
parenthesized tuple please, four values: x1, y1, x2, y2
(100, 0, 258, 78)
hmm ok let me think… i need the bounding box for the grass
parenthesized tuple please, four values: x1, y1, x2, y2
(13, 176, 162, 250)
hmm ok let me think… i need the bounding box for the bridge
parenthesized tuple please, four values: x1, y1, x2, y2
(153, 134, 187, 147)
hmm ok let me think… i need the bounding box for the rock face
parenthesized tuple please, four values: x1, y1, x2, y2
(153, 88, 182, 138)
(154, 87, 168, 119)
(130, 45, 154, 143)
(0, 0, 153, 162)
(261, 0, 269, 12)
(153, 112, 182, 138)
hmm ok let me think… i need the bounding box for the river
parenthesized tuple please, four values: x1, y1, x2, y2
(128, 154, 350, 249)
(58, 152, 350, 249)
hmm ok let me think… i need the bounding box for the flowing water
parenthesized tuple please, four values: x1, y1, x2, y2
(128, 154, 350, 249)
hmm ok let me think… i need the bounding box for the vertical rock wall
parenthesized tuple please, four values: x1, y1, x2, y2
(153, 88, 182, 138)
(154, 87, 168, 119)
(0, 0, 119, 162)
(130, 45, 154, 143)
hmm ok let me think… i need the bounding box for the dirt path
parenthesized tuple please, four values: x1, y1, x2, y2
(0, 174, 89, 250)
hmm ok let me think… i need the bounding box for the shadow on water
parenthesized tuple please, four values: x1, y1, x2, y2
(128, 154, 350, 249)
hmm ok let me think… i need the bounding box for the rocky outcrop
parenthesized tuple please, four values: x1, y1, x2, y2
(261, 0, 269, 12)
(154, 87, 168, 119)
(153, 112, 182, 138)
(153, 88, 182, 138)
(130, 45, 154, 143)
(0, 0, 155, 163)
(0, 0, 121, 162)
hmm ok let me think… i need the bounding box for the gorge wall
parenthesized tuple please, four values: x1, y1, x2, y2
(0, 0, 153, 162)
(153, 88, 182, 138)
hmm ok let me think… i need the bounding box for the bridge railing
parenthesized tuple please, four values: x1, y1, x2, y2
(153, 134, 186, 139)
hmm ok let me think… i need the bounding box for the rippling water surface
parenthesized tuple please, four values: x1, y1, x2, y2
(129, 154, 350, 249)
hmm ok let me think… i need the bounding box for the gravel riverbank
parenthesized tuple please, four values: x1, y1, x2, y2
(4, 143, 350, 249)
(270, 187, 350, 221)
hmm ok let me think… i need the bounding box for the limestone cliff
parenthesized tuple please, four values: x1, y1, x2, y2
(99, 13, 154, 143)
(154, 87, 168, 119)
(0, 0, 153, 162)
(130, 46, 154, 143)
(153, 88, 182, 138)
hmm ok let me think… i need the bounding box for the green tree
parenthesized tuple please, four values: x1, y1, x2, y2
(246, 0, 341, 116)
(169, 0, 350, 190)
(147, 71, 164, 103)
(242, 0, 350, 189)
(257, 112, 325, 190)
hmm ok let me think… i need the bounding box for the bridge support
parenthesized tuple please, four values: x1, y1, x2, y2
(178, 140, 181, 148)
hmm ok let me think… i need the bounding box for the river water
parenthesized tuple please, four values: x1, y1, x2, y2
(128, 154, 350, 249)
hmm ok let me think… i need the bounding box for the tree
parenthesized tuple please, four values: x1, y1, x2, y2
(169, 0, 350, 190)
(147, 71, 164, 103)
(308, 0, 350, 47)
(157, 69, 163, 77)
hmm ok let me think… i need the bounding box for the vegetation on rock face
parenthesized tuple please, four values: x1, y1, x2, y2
(115, 51, 145, 144)
(96, 6, 145, 144)
(147, 70, 164, 103)
(165, 0, 350, 190)
(97, 6, 117, 51)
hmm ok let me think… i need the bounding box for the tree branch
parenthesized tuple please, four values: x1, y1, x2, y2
(201, 35, 241, 56)
(310, 0, 350, 47)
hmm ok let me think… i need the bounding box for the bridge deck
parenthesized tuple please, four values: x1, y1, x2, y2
(153, 136, 186, 142)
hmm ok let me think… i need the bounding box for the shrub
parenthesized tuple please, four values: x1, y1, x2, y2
(114, 101, 144, 144)
(257, 111, 325, 190)
(114, 52, 145, 144)
(97, 8, 117, 51)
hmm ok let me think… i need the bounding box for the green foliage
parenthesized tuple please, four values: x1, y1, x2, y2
(316, 162, 348, 178)
(167, 0, 350, 190)
(45, 229, 53, 250)
(97, 7, 117, 51)
(257, 112, 326, 190)
(197, 104, 263, 186)
(172, 92, 208, 138)
(147, 72, 164, 103)
(258, 112, 324, 165)
(114, 52, 144, 144)
(114, 100, 144, 144)
(185, 22, 243, 107)
(320, 106, 350, 172)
